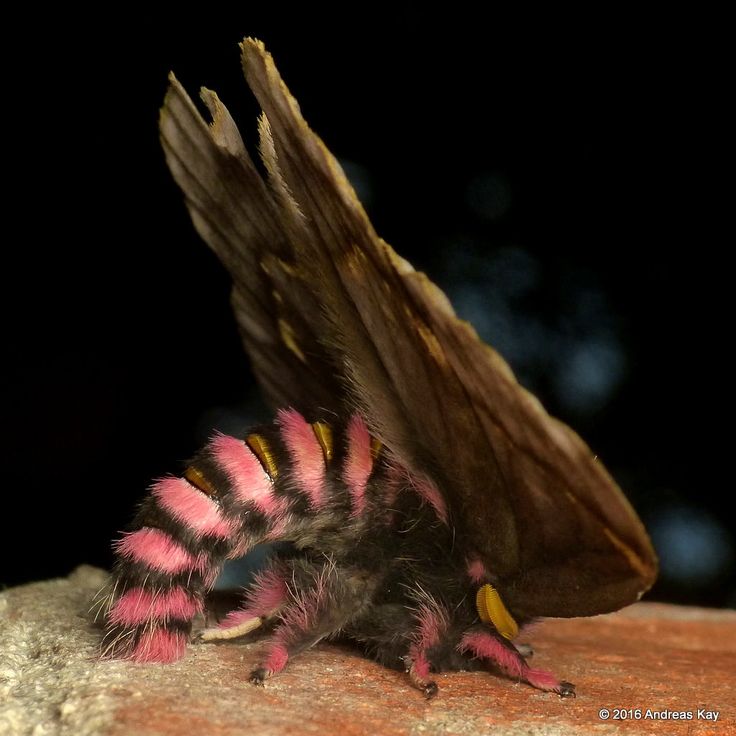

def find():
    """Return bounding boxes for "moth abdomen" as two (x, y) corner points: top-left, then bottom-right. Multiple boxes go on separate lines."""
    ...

(102, 410), (393, 662)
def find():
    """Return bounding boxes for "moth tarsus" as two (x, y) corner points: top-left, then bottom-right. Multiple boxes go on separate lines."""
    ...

(406, 657), (440, 698)
(249, 668), (270, 686)
(103, 37), (657, 699)
(558, 682), (577, 698)
(422, 682), (439, 700)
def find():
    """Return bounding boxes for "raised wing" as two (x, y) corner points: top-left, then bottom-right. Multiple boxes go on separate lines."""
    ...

(160, 75), (343, 415)
(159, 38), (657, 618)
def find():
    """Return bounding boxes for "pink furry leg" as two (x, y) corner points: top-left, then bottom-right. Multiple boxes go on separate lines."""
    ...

(404, 599), (450, 699)
(249, 559), (371, 685)
(406, 654), (439, 700)
(458, 627), (575, 697)
(201, 561), (289, 642)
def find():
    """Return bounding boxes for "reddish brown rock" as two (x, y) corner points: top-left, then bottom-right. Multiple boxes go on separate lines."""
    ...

(1, 567), (733, 735)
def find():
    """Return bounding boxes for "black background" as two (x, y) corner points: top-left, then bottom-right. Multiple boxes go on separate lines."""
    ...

(4, 10), (731, 607)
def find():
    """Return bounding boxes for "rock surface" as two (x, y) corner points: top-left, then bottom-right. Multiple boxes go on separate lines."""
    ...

(1, 566), (734, 735)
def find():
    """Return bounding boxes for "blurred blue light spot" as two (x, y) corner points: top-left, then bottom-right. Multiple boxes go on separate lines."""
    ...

(554, 337), (626, 413)
(649, 506), (734, 586)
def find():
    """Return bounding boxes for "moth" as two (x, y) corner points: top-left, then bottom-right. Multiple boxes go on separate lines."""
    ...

(101, 38), (657, 698)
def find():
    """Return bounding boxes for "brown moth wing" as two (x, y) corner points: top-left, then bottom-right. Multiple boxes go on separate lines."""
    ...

(160, 75), (344, 416)
(160, 38), (657, 619)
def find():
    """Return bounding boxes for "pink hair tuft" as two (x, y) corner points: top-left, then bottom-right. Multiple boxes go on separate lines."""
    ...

(109, 586), (201, 627)
(466, 558), (487, 583)
(115, 528), (207, 576)
(344, 415), (373, 516)
(411, 474), (448, 524)
(209, 433), (286, 517)
(278, 409), (326, 509)
(525, 668), (565, 692)
(130, 628), (187, 663)
(413, 600), (449, 651)
(263, 643), (289, 674)
(152, 476), (235, 540)
(219, 565), (289, 629)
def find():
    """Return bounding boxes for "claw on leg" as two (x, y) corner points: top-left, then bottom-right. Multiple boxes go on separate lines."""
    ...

(405, 655), (439, 699)
(250, 642), (289, 686)
(249, 666), (272, 686)
(524, 666), (576, 696)
(459, 628), (573, 696)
